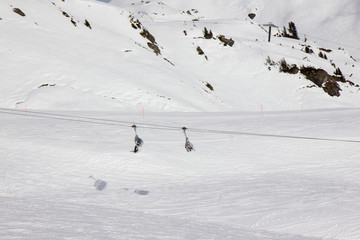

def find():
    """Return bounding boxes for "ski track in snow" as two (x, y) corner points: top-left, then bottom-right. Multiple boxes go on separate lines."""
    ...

(1, 110), (360, 239)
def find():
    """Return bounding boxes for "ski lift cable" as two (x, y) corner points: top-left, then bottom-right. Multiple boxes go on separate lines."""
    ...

(299, 32), (360, 51)
(0, 107), (180, 130)
(0, 109), (130, 128)
(301, 34), (360, 51)
(0, 108), (359, 144)
(279, 27), (360, 51)
(0, 108), (183, 133)
(186, 127), (360, 144)
(0, 108), (181, 131)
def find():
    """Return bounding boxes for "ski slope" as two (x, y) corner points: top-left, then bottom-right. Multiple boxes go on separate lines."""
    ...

(1, 108), (360, 239)
(1, 0), (360, 239)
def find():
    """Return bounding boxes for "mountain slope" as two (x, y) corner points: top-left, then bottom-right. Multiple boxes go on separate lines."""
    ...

(1, 0), (359, 112)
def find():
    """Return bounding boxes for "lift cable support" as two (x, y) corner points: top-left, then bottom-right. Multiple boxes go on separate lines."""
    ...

(263, 22), (278, 42)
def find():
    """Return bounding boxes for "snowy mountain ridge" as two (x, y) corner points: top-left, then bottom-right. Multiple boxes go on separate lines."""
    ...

(1, 0), (360, 111)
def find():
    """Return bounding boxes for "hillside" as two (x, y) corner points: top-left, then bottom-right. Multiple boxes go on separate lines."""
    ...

(0, 0), (359, 112)
(1, 1), (360, 240)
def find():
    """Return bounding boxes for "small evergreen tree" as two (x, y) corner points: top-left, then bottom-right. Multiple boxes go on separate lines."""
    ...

(288, 22), (299, 39)
(334, 67), (343, 77)
(282, 27), (288, 37)
(203, 27), (213, 39)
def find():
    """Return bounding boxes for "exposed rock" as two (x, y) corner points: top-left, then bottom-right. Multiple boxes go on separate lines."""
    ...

(196, 46), (208, 60)
(196, 46), (204, 55)
(13, 8), (25, 17)
(217, 35), (234, 47)
(319, 47), (332, 53)
(62, 11), (70, 18)
(323, 81), (342, 97)
(129, 16), (164, 57)
(248, 13), (256, 20)
(304, 45), (313, 54)
(140, 28), (156, 44)
(84, 19), (92, 29)
(70, 18), (77, 27)
(147, 42), (161, 55)
(130, 17), (142, 29)
(206, 82), (214, 91)
(38, 83), (56, 88)
(300, 66), (345, 97)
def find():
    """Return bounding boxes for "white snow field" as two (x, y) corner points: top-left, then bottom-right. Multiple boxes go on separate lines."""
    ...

(1, 0), (360, 239)
(1, 108), (360, 240)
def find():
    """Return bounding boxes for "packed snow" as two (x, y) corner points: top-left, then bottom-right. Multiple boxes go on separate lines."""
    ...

(1, 109), (360, 239)
(1, 0), (360, 239)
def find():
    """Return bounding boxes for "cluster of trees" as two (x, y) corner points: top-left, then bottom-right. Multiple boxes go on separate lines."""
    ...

(282, 22), (299, 40)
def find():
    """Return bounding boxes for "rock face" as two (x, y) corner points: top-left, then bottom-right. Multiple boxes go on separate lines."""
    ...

(130, 16), (161, 55)
(300, 67), (344, 97)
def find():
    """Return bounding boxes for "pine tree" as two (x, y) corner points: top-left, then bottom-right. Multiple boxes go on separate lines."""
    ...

(288, 22), (299, 39)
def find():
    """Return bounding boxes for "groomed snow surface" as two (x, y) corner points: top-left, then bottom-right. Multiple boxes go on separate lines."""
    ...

(1, 108), (360, 240)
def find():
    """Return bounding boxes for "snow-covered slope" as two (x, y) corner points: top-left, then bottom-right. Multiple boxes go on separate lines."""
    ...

(1, 0), (359, 111)
(1, 108), (360, 239)
(2, 1), (360, 239)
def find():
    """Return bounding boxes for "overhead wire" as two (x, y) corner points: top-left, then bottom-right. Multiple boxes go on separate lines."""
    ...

(279, 26), (360, 52)
(0, 108), (129, 128)
(0, 107), (359, 144)
(0, 107), (180, 131)
(298, 32), (360, 51)
(187, 127), (360, 144)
